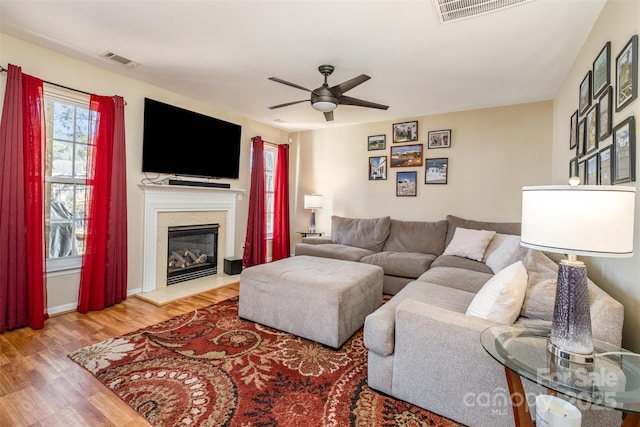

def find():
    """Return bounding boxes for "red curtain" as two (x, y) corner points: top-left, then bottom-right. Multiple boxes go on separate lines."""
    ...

(78, 95), (128, 313)
(242, 136), (266, 267)
(271, 144), (290, 261)
(0, 64), (47, 332)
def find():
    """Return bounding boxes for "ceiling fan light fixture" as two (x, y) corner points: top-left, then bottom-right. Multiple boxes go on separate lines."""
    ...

(312, 101), (337, 112)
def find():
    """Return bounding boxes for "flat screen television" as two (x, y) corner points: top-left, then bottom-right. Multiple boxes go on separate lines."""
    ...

(142, 98), (242, 179)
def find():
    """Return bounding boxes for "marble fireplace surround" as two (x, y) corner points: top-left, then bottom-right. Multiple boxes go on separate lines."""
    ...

(138, 184), (244, 301)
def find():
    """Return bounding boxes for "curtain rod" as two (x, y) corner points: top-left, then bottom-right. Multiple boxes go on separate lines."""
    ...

(0, 65), (127, 105)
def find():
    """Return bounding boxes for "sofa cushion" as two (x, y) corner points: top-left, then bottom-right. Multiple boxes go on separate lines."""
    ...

(294, 243), (374, 262)
(466, 261), (528, 324)
(382, 219), (448, 255)
(484, 233), (528, 274)
(331, 215), (391, 252)
(521, 249), (558, 320)
(361, 251), (437, 278)
(445, 214), (521, 246)
(416, 266), (492, 294)
(430, 254), (493, 274)
(442, 227), (496, 262)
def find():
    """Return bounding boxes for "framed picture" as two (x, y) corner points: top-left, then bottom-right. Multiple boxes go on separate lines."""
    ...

(569, 110), (578, 149)
(592, 41), (611, 98)
(367, 134), (386, 151)
(598, 145), (612, 185)
(425, 158), (448, 184)
(612, 115), (636, 184)
(390, 144), (423, 167)
(585, 154), (598, 185)
(428, 129), (451, 149)
(585, 104), (598, 154)
(396, 171), (417, 196)
(578, 160), (586, 184)
(579, 71), (592, 115)
(569, 157), (578, 179)
(598, 86), (612, 141)
(615, 35), (638, 112)
(392, 121), (418, 143)
(577, 118), (586, 156)
(368, 156), (387, 180)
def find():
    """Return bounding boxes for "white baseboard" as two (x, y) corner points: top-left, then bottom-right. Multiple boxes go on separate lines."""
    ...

(47, 286), (143, 315)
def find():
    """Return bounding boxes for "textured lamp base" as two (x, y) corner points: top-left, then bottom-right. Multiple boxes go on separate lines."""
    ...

(308, 210), (316, 233)
(550, 260), (594, 364)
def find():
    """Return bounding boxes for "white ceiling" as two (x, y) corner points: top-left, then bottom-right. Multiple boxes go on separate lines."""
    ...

(0, 0), (606, 131)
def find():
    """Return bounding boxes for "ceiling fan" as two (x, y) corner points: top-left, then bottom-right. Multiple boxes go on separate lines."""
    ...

(268, 65), (389, 121)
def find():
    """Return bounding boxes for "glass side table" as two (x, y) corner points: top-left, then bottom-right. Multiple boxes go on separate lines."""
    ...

(295, 230), (324, 238)
(481, 325), (640, 427)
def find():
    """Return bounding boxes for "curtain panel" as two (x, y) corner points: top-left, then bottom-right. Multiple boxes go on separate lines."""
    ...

(271, 144), (290, 261)
(242, 136), (266, 267)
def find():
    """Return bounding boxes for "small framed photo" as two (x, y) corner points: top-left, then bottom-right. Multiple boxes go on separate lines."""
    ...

(367, 134), (386, 151)
(569, 110), (578, 149)
(569, 157), (578, 179)
(585, 154), (598, 185)
(428, 129), (451, 149)
(585, 104), (599, 154)
(392, 121), (418, 143)
(579, 71), (592, 115)
(396, 171), (417, 196)
(368, 156), (387, 180)
(598, 86), (612, 141)
(615, 35), (638, 112)
(390, 144), (423, 167)
(577, 118), (586, 156)
(578, 160), (586, 184)
(612, 116), (636, 184)
(425, 158), (448, 184)
(598, 145), (612, 185)
(592, 41), (611, 98)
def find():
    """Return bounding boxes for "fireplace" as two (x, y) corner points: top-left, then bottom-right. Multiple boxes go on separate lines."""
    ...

(167, 224), (219, 285)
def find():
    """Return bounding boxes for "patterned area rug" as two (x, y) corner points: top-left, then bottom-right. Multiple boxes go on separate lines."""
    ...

(69, 297), (461, 426)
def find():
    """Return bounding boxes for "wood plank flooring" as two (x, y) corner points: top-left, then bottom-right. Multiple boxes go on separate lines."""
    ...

(0, 283), (239, 426)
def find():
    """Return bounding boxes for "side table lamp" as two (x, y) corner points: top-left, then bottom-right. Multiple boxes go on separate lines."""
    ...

(303, 194), (323, 233)
(521, 181), (635, 364)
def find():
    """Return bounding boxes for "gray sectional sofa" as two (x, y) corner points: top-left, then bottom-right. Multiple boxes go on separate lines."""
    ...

(294, 214), (624, 426)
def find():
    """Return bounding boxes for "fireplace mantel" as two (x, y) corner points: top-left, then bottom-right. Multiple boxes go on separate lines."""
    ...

(138, 184), (245, 293)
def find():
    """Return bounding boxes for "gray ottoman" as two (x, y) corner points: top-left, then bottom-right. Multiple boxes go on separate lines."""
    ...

(239, 255), (384, 348)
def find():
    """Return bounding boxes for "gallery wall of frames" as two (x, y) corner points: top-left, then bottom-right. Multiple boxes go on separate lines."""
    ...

(570, 35), (638, 185)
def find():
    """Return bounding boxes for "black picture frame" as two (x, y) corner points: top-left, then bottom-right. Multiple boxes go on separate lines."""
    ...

(368, 156), (387, 180)
(569, 110), (578, 149)
(598, 145), (612, 185)
(585, 154), (599, 185)
(579, 71), (592, 115)
(392, 121), (418, 143)
(598, 86), (612, 141)
(569, 157), (578, 179)
(425, 158), (448, 184)
(612, 116), (636, 184)
(427, 129), (451, 149)
(615, 35), (638, 112)
(390, 144), (423, 168)
(396, 171), (417, 196)
(592, 42), (611, 98)
(585, 104), (598, 155)
(577, 118), (586, 156)
(367, 134), (386, 151)
(578, 160), (586, 184)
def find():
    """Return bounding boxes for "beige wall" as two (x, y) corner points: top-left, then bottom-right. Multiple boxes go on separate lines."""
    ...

(291, 102), (553, 236)
(552, 0), (640, 351)
(0, 33), (290, 311)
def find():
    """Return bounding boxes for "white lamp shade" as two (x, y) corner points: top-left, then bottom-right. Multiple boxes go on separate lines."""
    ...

(521, 185), (635, 257)
(304, 194), (323, 209)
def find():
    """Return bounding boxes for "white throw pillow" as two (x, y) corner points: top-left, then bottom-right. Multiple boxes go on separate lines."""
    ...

(466, 261), (528, 324)
(484, 233), (528, 274)
(442, 228), (496, 262)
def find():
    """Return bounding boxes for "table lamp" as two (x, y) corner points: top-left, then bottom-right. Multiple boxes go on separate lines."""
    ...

(304, 194), (323, 232)
(521, 182), (635, 364)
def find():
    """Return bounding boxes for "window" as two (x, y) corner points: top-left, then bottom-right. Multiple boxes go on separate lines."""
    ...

(264, 145), (277, 238)
(44, 90), (93, 272)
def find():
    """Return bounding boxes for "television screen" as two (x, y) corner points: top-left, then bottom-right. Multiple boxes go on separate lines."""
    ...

(142, 98), (242, 179)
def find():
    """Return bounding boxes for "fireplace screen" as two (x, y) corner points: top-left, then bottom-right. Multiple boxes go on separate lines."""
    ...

(167, 223), (219, 285)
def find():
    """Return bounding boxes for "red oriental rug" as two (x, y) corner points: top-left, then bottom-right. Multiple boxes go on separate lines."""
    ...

(69, 297), (461, 426)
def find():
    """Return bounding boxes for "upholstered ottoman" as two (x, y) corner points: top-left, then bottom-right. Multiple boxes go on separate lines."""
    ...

(239, 255), (384, 348)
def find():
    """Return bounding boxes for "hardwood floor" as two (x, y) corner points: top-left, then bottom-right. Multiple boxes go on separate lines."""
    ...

(0, 283), (239, 426)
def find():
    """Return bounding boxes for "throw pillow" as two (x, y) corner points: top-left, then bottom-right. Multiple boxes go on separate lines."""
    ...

(520, 249), (559, 321)
(484, 233), (528, 274)
(442, 227), (496, 262)
(466, 260), (528, 324)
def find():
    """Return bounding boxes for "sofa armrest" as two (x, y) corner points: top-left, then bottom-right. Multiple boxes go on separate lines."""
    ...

(301, 236), (333, 244)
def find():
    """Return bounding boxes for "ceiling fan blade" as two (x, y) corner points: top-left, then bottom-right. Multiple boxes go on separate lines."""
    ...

(339, 95), (389, 110)
(324, 111), (334, 121)
(268, 77), (312, 92)
(268, 100), (308, 109)
(331, 74), (370, 95)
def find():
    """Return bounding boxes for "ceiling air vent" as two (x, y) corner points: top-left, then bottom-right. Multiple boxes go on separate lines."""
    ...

(101, 51), (140, 69)
(433, 0), (534, 24)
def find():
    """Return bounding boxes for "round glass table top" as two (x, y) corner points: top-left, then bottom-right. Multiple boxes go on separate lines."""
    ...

(481, 325), (640, 414)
